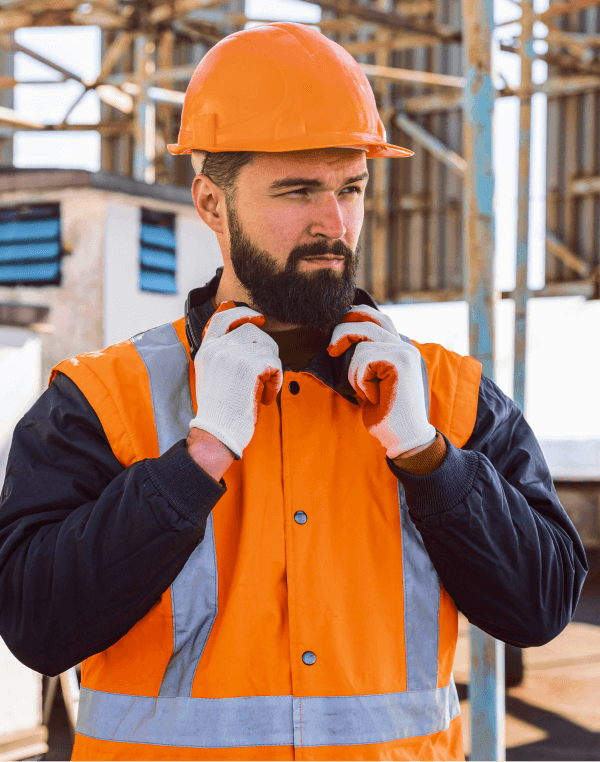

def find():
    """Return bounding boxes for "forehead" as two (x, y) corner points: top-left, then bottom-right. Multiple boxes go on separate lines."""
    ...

(243, 148), (368, 184)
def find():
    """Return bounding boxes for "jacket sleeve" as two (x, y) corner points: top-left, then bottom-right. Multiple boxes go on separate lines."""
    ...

(0, 372), (226, 677)
(387, 372), (588, 648)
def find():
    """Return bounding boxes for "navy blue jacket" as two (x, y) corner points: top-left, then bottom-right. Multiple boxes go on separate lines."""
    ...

(0, 269), (588, 676)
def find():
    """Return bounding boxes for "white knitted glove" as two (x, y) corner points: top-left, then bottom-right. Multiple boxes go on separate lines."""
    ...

(190, 301), (283, 460)
(327, 305), (436, 459)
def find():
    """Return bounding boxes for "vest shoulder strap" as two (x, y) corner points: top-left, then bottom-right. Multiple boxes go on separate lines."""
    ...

(49, 334), (161, 467)
(411, 340), (482, 448)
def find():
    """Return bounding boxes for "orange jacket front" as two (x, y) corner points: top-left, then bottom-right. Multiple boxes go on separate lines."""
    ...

(50, 303), (481, 761)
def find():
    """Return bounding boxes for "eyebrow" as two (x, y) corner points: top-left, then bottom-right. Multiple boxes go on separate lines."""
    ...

(268, 172), (370, 191)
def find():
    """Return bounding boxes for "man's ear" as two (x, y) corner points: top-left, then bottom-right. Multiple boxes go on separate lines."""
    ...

(192, 175), (225, 233)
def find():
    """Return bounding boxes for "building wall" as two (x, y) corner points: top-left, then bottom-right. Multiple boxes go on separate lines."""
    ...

(103, 194), (222, 346)
(0, 187), (105, 389)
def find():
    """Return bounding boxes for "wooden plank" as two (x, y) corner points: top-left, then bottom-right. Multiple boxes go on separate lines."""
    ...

(539, 0), (600, 21)
(0, 105), (44, 129)
(0, 725), (48, 762)
(402, 91), (464, 113)
(395, 113), (467, 175)
(540, 75), (600, 96)
(344, 32), (444, 54)
(300, 0), (462, 40)
(546, 232), (592, 276)
(360, 62), (465, 87)
(391, 287), (463, 301)
(571, 174), (600, 193)
(97, 31), (134, 83)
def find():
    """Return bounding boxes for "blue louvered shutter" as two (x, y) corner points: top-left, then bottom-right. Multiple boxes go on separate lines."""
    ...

(0, 203), (62, 285)
(140, 208), (177, 294)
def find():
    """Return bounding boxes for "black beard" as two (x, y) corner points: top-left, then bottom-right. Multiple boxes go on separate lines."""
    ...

(226, 195), (361, 332)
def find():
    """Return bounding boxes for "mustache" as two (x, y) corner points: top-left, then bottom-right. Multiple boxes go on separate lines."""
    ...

(291, 240), (354, 263)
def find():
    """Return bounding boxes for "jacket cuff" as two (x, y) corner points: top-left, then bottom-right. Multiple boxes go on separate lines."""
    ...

(386, 430), (480, 518)
(144, 439), (226, 526)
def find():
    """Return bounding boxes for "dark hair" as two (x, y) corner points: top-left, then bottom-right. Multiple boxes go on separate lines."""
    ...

(200, 151), (257, 199)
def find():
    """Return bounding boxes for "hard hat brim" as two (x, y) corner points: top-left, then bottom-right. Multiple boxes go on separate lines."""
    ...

(167, 141), (414, 159)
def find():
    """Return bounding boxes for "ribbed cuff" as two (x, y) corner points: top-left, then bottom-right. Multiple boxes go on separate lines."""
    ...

(386, 430), (480, 518)
(145, 439), (227, 526)
(391, 431), (447, 475)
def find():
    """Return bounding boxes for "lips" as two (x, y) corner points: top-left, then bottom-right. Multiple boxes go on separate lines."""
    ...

(303, 256), (344, 261)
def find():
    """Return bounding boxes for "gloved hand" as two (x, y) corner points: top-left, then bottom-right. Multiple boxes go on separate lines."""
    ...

(189, 301), (283, 460)
(327, 305), (436, 459)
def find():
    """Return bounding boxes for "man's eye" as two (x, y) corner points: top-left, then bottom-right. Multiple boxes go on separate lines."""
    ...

(343, 186), (362, 195)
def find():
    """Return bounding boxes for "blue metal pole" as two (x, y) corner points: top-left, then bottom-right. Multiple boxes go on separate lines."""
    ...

(461, 0), (505, 756)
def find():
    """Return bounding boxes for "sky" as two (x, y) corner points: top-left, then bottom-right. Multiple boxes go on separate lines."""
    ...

(6, 0), (600, 442)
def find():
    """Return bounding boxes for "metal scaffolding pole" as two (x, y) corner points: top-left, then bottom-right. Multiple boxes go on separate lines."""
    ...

(461, 0), (505, 754)
(514, 0), (534, 414)
(133, 35), (156, 184)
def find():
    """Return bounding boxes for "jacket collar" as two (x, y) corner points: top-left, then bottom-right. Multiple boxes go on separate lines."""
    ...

(185, 266), (380, 403)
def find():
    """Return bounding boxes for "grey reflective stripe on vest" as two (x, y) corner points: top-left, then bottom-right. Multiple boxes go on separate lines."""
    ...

(76, 682), (460, 748)
(132, 323), (218, 698)
(397, 336), (439, 691)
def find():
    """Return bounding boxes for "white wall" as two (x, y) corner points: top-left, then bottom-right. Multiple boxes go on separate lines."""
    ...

(0, 328), (42, 485)
(103, 201), (223, 346)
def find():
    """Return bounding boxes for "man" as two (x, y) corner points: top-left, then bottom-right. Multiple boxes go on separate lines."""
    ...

(0, 21), (587, 762)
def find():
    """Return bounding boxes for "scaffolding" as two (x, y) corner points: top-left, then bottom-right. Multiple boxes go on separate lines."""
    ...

(1, 0), (600, 758)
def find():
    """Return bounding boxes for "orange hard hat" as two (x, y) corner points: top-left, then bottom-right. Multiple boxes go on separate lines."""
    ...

(167, 22), (413, 159)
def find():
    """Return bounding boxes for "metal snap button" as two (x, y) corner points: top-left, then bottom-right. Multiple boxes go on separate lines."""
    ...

(302, 651), (316, 665)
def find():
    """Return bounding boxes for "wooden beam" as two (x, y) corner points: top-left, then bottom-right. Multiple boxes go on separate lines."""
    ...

(343, 32), (445, 54)
(545, 26), (600, 48)
(0, 77), (63, 88)
(391, 287), (463, 302)
(395, 113), (467, 176)
(96, 31), (134, 83)
(0, 33), (89, 84)
(401, 91), (464, 113)
(538, 0), (600, 20)
(538, 52), (600, 76)
(546, 232), (591, 277)
(360, 63), (465, 88)
(539, 74), (600, 96)
(0, 105), (45, 129)
(148, 0), (237, 24)
(571, 175), (600, 194)
(299, 0), (461, 41)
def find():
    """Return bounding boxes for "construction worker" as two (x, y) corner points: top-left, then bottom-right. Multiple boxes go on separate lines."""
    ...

(0, 22), (587, 761)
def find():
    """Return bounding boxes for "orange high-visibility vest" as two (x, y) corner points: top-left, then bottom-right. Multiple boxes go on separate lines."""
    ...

(50, 313), (481, 761)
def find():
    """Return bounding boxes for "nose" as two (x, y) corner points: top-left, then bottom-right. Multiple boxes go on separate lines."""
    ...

(308, 193), (346, 241)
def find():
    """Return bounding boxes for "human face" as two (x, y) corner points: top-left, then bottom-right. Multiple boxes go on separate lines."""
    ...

(221, 149), (368, 332)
